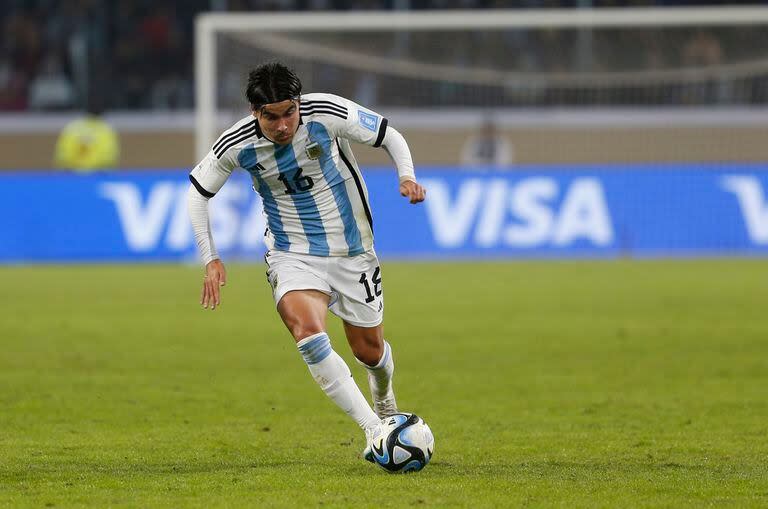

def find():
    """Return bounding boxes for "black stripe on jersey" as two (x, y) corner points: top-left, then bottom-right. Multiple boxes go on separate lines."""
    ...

(300, 103), (347, 113)
(301, 100), (347, 114)
(301, 107), (347, 119)
(189, 174), (215, 198)
(214, 126), (258, 159)
(302, 98), (347, 108)
(336, 140), (373, 230)
(213, 120), (256, 153)
(300, 108), (347, 120)
(212, 124), (249, 153)
(373, 118), (388, 148)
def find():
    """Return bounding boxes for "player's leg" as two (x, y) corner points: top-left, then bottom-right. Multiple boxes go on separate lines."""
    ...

(277, 289), (329, 341)
(324, 249), (399, 419)
(344, 322), (398, 419)
(277, 289), (380, 434)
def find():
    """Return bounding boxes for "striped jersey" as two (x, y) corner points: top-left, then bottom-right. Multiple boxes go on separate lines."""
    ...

(189, 93), (389, 257)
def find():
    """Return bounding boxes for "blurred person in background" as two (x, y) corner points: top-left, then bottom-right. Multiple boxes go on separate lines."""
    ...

(0, 55), (28, 110)
(681, 28), (724, 104)
(460, 118), (514, 168)
(28, 52), (74, 110)
(54, 98), (120, 172)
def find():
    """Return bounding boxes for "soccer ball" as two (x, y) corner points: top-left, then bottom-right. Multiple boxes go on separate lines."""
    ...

(371, 413), (434, 473)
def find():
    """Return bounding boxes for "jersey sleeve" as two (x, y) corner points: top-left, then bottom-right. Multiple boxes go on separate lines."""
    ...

(309, 94), (389, 148)
(188, 148), (237, 198)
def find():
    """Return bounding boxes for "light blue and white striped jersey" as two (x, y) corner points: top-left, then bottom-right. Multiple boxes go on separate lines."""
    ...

(190, 93), (389, 257)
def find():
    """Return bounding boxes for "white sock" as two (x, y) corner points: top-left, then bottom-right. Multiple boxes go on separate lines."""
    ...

(297, 332), (380, 430)
(357, 340), (395, 400)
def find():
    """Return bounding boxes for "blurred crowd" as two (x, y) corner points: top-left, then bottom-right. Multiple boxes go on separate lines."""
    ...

(1, 0), (204, 111)
(1, 0), (767, 112)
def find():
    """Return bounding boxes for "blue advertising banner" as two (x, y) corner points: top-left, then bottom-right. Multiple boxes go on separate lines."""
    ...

(1, 164), (767, 262)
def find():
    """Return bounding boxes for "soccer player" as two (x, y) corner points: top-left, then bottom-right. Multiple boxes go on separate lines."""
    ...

(187, 62), (426, 463)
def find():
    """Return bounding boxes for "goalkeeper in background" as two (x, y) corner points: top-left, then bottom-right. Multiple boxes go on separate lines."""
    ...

(54, 102), (120, 172)
(187, 62), (426, 463)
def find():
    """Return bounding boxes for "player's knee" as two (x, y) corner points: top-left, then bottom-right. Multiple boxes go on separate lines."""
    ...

(352, 341), (383, 367)
(292, 325), (326, 343)
(280, 310), (325, 342)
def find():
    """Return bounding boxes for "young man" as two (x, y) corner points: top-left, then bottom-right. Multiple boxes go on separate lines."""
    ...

(187, 62), (426, 463)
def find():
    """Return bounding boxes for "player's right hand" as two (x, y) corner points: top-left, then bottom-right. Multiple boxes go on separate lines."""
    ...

(201, 259), (227, 310)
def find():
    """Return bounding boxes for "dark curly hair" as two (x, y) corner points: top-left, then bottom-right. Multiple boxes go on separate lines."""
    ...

(245, 62), (302, 110)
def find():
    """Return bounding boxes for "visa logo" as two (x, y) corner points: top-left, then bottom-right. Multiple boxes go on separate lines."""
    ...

(421, 177), (614, 248)
(721, 175), (768, 244)
(99, 181), (266, 253)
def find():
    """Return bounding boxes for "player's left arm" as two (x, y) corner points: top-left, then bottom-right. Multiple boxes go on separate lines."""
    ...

(379, 126), (426, 204)
(324, 94), (425, 204)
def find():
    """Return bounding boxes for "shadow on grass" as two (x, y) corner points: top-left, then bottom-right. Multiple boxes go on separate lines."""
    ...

(342, 458), (720, 480)
(4, 456), (743, 486)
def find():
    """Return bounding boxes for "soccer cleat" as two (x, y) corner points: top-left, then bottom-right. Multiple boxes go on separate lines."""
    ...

(373, 394), (398, 419)
(370, 373), (399, 418)
(363, 421), (384, 463)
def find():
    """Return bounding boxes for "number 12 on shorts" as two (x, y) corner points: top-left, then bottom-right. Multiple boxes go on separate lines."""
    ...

(359, 267), (382, 303)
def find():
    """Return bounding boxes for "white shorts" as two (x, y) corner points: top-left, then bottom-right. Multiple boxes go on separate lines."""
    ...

(265, 249), (384, 328)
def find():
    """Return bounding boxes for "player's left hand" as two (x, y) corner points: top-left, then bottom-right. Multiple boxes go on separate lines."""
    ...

(400, 179), (426, 204)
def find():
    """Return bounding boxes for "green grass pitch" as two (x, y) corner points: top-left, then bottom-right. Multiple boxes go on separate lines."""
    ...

(1, 260), (767, 508)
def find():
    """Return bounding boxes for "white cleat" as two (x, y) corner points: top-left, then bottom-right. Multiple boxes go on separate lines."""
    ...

(363, 421), (384, 463)
(370, 375), (399, 418)
(373, 394), (398, 419)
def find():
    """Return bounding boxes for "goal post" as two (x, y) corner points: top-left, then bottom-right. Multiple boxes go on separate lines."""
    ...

(195, 6), (768, 162)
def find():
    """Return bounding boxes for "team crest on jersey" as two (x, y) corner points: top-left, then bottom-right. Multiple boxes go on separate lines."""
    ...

(305, 141), (323, 160)
(358, 111), (379, 132)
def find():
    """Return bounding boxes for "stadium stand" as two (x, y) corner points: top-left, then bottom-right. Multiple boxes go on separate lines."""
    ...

(3, 0), (768, 112)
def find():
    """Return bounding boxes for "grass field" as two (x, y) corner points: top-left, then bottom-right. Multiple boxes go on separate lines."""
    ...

(1, 260), (767, 508)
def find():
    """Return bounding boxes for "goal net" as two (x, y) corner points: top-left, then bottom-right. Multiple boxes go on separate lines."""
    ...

(195, 7), (768, 162)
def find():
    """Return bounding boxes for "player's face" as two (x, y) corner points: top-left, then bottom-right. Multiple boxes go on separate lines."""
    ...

(255, 100), (300, 145)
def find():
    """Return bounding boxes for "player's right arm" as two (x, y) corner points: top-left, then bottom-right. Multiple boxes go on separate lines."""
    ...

(188, 149), (237, 310)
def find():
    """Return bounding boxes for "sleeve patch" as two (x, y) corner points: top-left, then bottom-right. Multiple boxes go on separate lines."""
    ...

(358, 111), (379, 132)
